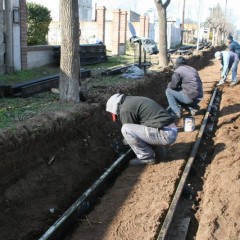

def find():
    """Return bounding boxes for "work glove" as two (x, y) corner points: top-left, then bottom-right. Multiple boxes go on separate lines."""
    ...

(217, 78), (225, 86)
(221, 75), (227, 81)
(122, 138), (129, 146)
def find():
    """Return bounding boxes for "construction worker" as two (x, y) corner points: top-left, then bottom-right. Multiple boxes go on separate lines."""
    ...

(215, 51), (239, 86)
(165, 56), (203, 118)
(106, 94), (178, 165)
(227, 35), (240, 58)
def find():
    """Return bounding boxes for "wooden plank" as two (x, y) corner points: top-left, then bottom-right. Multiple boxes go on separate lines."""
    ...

(53, 44), (107, 65)
(21, 78), (59, 98)
(11, 74), (60, 94)
(12, 69), (90, 97)
(0, 85), (11, 97)
(80, 57), (107, 65)
(80, 69), (91, 79)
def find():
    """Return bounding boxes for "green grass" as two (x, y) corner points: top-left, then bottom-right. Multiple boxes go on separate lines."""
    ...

(0, 54), (135, 85)
(0, 65), (60, 85)
(0, 92), (78, 129)
(0, 53), (137, 129)
(0, 92), (63, 128)
(85, 53), (135, 74)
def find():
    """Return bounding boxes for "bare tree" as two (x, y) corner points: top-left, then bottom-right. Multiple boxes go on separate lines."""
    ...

(184, 20), (198, 44)
(225, 22), (236, 38)
(154, 0), (171, 67)
(207, 4), (225, 46)
(59, 0), (80, 102)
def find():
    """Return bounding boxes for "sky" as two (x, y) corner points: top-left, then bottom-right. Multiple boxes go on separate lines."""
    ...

(26, 0), (240, 29)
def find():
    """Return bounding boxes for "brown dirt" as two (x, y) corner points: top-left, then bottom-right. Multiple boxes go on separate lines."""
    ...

(195, 73), (240, 239)
(0, 47), (239, 240)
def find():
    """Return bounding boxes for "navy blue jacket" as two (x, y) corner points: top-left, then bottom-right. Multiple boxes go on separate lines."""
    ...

(228, 40), (240, 58)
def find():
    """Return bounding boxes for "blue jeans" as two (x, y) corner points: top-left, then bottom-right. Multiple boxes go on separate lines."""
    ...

(231, 60), (239, 82)
(121, 123), (178, 160)
(165, 88), (193, 116)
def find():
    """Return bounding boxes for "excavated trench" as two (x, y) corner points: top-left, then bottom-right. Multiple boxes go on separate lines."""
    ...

(0, 48), (222, 240)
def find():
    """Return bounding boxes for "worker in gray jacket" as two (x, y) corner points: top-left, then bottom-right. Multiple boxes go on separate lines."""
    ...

(165, 57), (203, 118)
(215, 51), (239, 86)
(106, 94), (178, 165)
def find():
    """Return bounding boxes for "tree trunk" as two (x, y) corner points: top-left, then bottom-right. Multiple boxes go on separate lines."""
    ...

(59, 0), (80, 102)
(212, 28), (216, 46)
(154, 0), (170, 67)
(216, 27), (220, 45)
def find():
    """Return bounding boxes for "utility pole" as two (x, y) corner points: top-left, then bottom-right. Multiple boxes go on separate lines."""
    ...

(224, 0), (228, 40)
(228, 9), (233, 23)
(196, 0), (203, 50)
(225, 0), (227, 14)
(181, 0), (186, 45)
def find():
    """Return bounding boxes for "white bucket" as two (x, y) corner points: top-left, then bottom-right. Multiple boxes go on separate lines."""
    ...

(184, 117), (195, 132)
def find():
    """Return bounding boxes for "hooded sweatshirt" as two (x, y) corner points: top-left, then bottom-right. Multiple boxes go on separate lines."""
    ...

(106, 93), (124, 116)
(168, 64), (203, 99)
(106, 94), (174, 129)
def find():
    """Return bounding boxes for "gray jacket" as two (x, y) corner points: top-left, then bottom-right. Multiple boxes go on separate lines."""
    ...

(168, 65), (203, 99)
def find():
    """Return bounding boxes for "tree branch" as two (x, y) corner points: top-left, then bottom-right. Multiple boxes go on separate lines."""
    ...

(163, 0), (171, 8)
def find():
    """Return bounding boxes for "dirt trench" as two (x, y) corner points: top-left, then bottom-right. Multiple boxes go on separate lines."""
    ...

(1, 48), (234, 240)
(0, 65), (172, 240)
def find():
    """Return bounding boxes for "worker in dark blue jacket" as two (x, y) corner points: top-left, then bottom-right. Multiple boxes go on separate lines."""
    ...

(227, 35), (240, 58)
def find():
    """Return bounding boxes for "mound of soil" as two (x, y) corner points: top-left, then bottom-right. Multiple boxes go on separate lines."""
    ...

(1, 47), (239, 240)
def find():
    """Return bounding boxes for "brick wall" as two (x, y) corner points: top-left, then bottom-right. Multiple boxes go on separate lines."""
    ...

(18, 5), (150, 70)
(48, 7), (149, 55)
(96, 6), (106, 44)
(111, 10), (121, 55)
(0, 0), (5, 73)
(119, 11), (128, 54)
(20, 0), (27, 70)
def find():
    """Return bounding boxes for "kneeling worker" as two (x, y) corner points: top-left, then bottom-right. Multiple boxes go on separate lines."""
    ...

(165, 56), (203, 118)
(106, 94), (178, 165)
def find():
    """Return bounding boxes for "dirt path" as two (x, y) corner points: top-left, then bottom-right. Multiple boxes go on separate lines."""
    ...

(64, 55), (240, 240)
(195, 70), (240, 240)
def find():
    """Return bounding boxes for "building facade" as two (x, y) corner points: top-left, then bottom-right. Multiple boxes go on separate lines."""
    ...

(0, 0), (27, 73)
(79, 0), (92, 21)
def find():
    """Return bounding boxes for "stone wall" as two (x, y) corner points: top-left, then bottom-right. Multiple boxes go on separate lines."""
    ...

(20, 0), (27, 70)
(26, 45), (56, 69)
